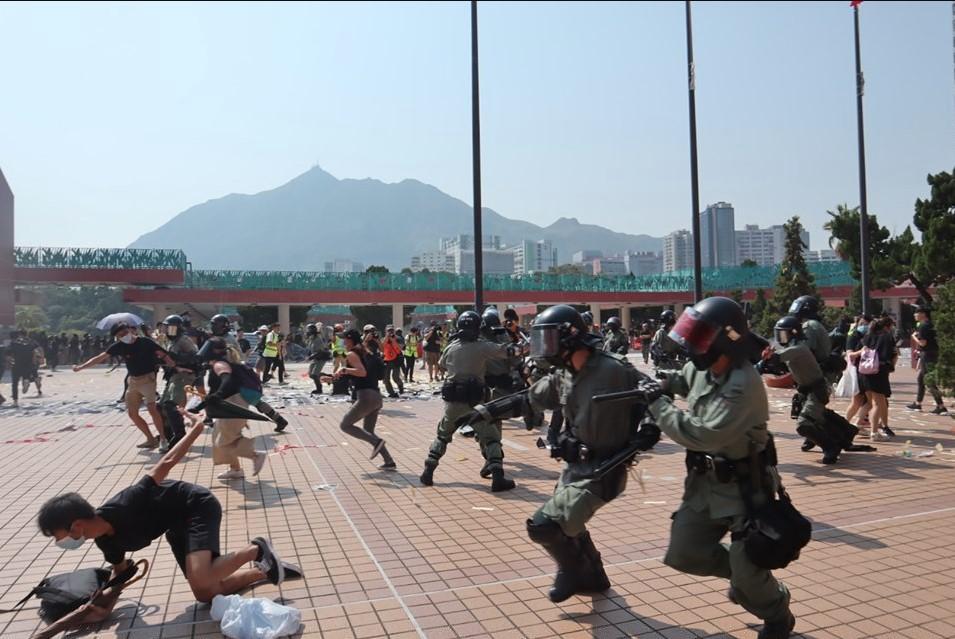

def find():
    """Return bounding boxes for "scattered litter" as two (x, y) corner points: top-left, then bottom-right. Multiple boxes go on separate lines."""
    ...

(900, 441), (913, 458)
(456, 456), (468, 461)
(644, 501), (667, 505)
(405, 447), (421, 452)
(936, 443), (944, 454)
(472, 506), (494, 511)
(211, 594), (302, 639)
(313, 484), (337, 492)
(501, 439), (529, 452)
(915, 451), (934, 458)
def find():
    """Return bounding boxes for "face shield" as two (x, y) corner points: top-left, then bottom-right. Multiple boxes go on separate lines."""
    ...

(166, 324), (180, 338)
(668, 308), (721, 356)
(530, 325), (561, 361)
(774, 328), (791, 346)
(787, 300), (801, 314)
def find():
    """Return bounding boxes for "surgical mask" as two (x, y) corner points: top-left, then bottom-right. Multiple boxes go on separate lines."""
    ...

(56, 535), (86, 551)
(119, 334), (135, 344)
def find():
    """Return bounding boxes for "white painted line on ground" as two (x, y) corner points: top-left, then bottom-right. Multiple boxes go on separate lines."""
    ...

(501, 438), (529, 452)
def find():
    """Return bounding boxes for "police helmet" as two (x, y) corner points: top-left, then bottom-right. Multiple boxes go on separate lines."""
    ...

(210, 314), (231, 336)
(531, 305), (600, 368)
(606, 316), (622, 331)
(481, 307), (502, 330)
(668, 297), (749, 370)
(788, 295), (820, 320)
(660, 309), (676, 327)
(163, 314), (185, 338)
(773, 316), (803, 346)
(456, 311), (481, 341)
(306, 323), (318, 336)
(580, 311), (594, 327)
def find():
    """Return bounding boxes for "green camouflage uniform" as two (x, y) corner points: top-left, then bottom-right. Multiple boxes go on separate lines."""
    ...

(602, 329), (629, 355)
(161, 335), (198, 406)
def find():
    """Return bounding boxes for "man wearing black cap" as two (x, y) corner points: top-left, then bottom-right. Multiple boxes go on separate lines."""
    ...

(908, 305), (947, 415)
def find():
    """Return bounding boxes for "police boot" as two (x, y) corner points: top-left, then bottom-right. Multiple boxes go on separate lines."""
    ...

(758, 613), (795, 639)
(419, 462), (436, 486)
(800, 438), (816, 452)
(821, 447), (840, 464)
(490, 467), (515, 492)
(576, 531), (611, 593)
(161, 401), (186, 445)
(255, 400), (288, 432)
(479, 460), (492, 479)
(526, 520), (581, 603)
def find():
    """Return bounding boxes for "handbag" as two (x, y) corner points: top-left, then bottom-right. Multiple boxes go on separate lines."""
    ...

(858, 346), (880, 375)
(834, 356), (858, 398)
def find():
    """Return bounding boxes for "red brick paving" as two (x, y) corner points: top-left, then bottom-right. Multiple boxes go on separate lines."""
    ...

(0, 360), (953, 638)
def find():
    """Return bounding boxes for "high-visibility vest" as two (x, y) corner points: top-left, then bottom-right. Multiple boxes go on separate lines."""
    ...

(403, 335), (419, 357)
(383, 338), (402, 362)
(331, 337), (346, 357)
(263, 331), (281, 358)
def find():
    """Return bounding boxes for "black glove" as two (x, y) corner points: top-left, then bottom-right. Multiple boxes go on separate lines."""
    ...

(633, 422), (662, 451)
(636, 378), (665, 403)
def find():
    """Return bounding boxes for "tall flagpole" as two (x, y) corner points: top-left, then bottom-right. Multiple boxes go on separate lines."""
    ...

(470, 0), (484, 312)
(852, 0), (872, 315)
(685, 0), (703, 303)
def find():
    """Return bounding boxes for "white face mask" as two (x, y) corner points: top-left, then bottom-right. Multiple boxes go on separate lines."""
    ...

(55, 535), (86, 551)
(118, 334), (135, 344)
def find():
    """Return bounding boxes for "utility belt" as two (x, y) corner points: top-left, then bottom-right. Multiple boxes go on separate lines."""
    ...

(441, 378), (485, 406)
(685, 442), (777, 484)
(551, 434), (593, 464)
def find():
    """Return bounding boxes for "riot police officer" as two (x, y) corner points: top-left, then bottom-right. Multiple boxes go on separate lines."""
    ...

(789, 296), (830, 369)
(158, 314), (200, 451)
(419, 311), (516, 492)
(459, 305), (659, 602)
(636, 297), (797, 639)
(771, 316), (843, 464)
(602, 316), (629, 355)
(305, 323), (331, 395)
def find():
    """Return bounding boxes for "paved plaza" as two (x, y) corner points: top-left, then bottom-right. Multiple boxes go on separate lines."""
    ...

(0, 359), (953, 639)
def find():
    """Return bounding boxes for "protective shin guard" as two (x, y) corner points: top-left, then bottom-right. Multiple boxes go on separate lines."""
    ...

(576, 531), (611, 593)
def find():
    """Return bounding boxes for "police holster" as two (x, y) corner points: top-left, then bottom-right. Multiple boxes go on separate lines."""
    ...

(731, 437), (811, 570)
(440, 379), (485, 407)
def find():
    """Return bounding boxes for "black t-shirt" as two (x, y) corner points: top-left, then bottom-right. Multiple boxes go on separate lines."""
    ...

(8, 340), (38, 370)
(106, 337), (166, 376)
(95, 476), (216, 565)
(917, 320), (939, 362)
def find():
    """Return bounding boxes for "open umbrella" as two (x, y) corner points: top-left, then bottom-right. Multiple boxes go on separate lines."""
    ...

(96, 312), (145, 332)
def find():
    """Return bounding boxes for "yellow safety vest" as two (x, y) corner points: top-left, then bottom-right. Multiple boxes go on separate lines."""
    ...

(263, 331), (281, 358)
(403, 335), (419, 357)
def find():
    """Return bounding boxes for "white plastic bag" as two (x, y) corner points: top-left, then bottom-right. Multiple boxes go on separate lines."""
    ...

(211, 594), (302, 639)
(835, 358), (858, 398)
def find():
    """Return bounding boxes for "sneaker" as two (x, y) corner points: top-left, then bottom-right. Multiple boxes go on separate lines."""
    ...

(387, 393), (399, 399)
(218, 468), (245, 480)
(883, 425), (896, 438)
(251, 537), (284, 585)
(136, 439), (158, 449)
(870, 431), (888, 442)
(931, 406), (949, 415)
(158, 439), (170, 453)
(906, 402), (922, 411)
(252, 451), (268, 476)
(370, 439), (386, 460)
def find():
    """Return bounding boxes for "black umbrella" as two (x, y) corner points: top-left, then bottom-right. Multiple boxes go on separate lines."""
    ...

(193, 399), (271, 422)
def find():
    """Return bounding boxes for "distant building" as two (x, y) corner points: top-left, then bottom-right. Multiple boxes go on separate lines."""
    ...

(511, 240), (558, 275)
(663, 230), (694, 272)
(324, 259), (365, 273)
(735, 225), (776, 267)
(572, 249), (604, 264)
(805, 249), (841, 263)
(410, 252), (454, 272)
(700, 202), (737, 268)
(592, 257), (627, 276)
(770, 224), (810, 265)
(622, 250), (663, 276)
(440, 234), (502, 252)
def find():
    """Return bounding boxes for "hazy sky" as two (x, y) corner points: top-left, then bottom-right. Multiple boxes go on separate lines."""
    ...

(1, 1), (952, 251)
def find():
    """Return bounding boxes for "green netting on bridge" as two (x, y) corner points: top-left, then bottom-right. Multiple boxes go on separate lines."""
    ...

(186, 261), (853, 293)
(14, 247), (188, 270)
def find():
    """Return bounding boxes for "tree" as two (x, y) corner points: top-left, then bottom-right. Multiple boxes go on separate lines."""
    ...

(740, 259), (759, 268)
(825, 204), (928, 302)
(759, 216), (816, 335)
(366, 265), (390, 274)
(912, 168), (955, 295)
(926, 280), (955, 395)
(400, 267), (414, 275)
(15, 305), (49, 331)
(749, 288), (768, 334)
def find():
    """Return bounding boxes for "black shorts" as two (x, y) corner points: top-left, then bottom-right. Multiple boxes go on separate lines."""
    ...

(165, 494), (222, 575)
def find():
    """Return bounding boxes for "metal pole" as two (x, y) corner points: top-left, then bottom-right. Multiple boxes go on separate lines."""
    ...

(685, 0), (703, 303)
(854, 5), (872, 316)
(470, 0), (484, 312)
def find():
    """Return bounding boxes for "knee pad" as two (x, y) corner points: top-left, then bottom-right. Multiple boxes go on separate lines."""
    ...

(526, 518), (565, 544)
